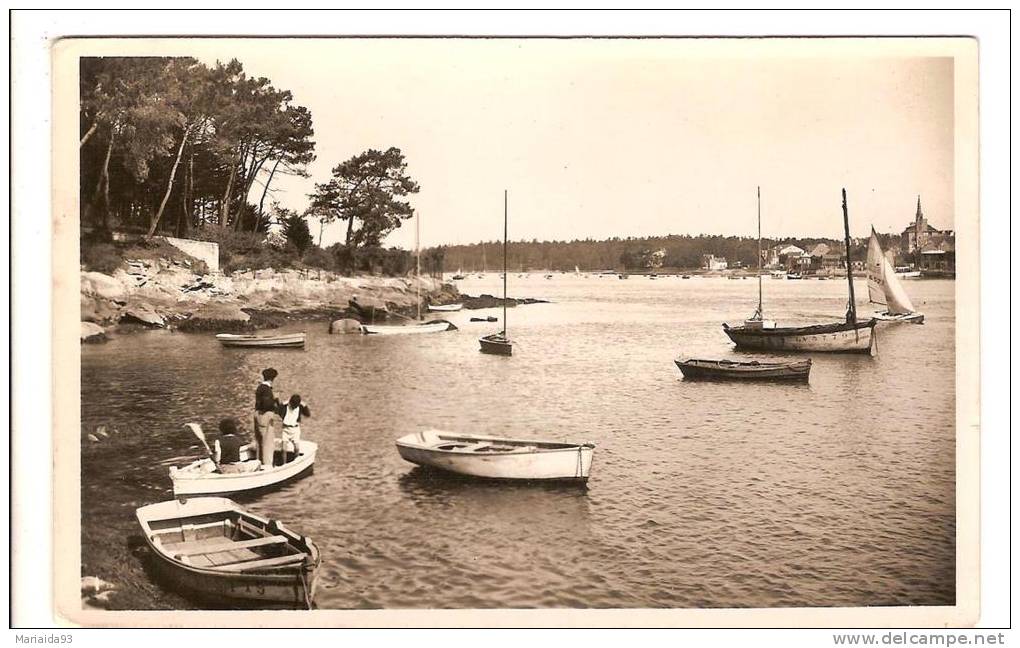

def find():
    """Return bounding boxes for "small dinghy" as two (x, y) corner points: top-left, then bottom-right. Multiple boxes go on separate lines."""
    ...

(480, 191), (514, 356)
(170, 436), (317, 497)
(216, 333), (305, 349)
(479, 332), (512, 356)
(470, 316), (498, 323)
(360, 320), (456, 335)
(136, 497), (320, 608)
(867, 228), (925, 324)
(427, 303), (464, 312)
(674, 357), (811, 381)
(396, 430), (595, 482)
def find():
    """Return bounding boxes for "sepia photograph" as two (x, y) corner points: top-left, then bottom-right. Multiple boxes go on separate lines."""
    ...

(17, 17), (995, 633)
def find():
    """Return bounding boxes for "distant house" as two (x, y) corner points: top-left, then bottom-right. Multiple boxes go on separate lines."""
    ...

(767, 244), (805, 270)
(919, 240), (956, 276)
(701, 254), (728, 271)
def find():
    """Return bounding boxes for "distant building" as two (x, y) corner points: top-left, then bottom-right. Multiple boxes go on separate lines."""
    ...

(767, 244), (805, 270)
(901, 196), (953, 256)
(919, 240), (956, 276)
(701, 254), (728, 271)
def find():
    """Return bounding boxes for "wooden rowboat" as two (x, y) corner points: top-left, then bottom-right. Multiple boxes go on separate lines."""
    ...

(136, 497), (320, 608)
(396, 430), (595, 482)
(215, 333), (305, 348)
(169, 439), (317, 497)
(360, 320), (456, 335)
(427, 303), (464, 312)
(674, 357), (811, 381)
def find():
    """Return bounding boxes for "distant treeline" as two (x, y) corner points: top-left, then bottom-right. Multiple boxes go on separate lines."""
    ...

(429, 233), (900, 272)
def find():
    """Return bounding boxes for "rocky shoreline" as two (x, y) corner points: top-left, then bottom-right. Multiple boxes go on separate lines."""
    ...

(81, 255), (546, 343)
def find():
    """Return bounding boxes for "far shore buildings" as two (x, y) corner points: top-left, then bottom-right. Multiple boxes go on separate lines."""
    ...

(900, 196), (955, 274)
(701, 254), (728, 271)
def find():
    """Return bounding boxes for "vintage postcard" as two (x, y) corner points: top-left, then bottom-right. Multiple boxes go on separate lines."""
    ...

(46, 34), (979, 628)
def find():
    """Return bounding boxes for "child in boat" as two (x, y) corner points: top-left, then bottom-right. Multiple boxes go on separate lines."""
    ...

(277, 394), (310, 464)
(213, 417), (260, 474)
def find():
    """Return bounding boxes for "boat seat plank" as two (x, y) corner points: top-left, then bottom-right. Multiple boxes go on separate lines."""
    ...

(218, 553), (307, 573)
(174, 535), (288, 558)
(152, 519), (233, 538)
(236, 518), (269, 538)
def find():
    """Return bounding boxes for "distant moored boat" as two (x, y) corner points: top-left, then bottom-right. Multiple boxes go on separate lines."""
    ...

(216, 333), (305, 349)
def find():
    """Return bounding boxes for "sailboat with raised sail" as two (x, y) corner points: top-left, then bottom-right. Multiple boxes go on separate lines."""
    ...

(360, 211), (456, 335)
(722, 188), (877, 353)
(479, 191), (513, 356)
(867, 228), (924, 324)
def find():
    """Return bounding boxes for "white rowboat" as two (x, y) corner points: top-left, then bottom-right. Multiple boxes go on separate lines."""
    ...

(136, 497), (319, 608)
(396, 430), (595, 482)
(216, 333), (305, 348)
(360, 320), (455, 335)
(169, 439), (317, 497)
(427, 303), (464, 312)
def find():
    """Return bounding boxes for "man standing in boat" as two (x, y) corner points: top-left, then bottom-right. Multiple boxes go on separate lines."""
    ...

(254, 368), (281, 468)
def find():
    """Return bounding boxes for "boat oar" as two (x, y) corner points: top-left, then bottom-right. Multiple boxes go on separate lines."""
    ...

(184, 423), (220, 472)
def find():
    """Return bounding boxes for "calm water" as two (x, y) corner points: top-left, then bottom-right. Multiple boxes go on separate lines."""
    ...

(81, 275), (956, 609)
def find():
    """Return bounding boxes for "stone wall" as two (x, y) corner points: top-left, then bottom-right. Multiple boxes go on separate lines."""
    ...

(160, 236), (219, 273)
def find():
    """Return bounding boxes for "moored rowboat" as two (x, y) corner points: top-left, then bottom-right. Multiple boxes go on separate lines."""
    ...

(479, 332), (512, 356)
(674, 357), (811, 381)
(396, 430), (595, 482)
(136, 497), (320, 608)
(169, 439), (317, 497)
(360, 320), (456, 335)
(427, 303), (464, 312)
(216, 333), (305, 348)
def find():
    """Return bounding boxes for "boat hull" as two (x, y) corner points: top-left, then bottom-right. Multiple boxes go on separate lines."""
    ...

(360, 321), (455, 335)
(675, 358), (811, 381)
(396, 431), (594, 482)
(136, 498), (319, 608)
(874, 311), (924, 324)
(216, 333), (305, 348)
(427, 303), (463, 312)
(170, 440), (317, 497)
(479, 334), (513, 355)
(723, 320), (876, 353)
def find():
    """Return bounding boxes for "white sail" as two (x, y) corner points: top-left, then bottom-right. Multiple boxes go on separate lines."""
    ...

(575, 265), (580, 276)
(867, 230), (916, 315)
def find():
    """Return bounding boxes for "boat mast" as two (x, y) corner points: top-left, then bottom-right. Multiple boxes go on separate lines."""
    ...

(841, 188), (857, 323)
(416, 210), (421, 321)
(503, 189), (508, 335)
(756, 186), (763, 319)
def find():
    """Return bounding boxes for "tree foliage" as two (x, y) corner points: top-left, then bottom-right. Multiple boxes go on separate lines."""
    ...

(306, 147), (420, 253)
(79, 56), (315, 238)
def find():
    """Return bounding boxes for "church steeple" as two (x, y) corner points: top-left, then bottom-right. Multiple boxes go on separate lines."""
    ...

(916, 195), (923, 219)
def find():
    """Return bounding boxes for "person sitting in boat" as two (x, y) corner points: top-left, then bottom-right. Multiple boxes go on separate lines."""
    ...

(277, 394), (310, 464)
(213, 417), (260, 474)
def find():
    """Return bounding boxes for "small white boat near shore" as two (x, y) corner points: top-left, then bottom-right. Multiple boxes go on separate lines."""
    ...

(169, 439), (317, 497)
(216, 333), (305, 348)
(396, 430), (595, 482)
(427, 303), (464, 312)
(360, 320), (456, 335)
(136, 497), (320, 608)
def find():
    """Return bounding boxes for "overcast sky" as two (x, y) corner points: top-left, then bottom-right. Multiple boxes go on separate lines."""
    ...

(192, 39), (954, 249)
